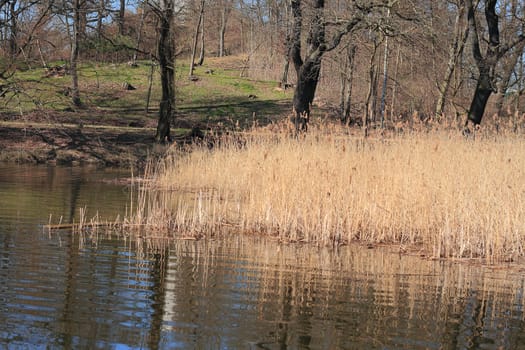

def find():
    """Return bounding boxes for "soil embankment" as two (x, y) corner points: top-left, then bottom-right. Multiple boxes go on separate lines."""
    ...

(0, 111), (164, 167)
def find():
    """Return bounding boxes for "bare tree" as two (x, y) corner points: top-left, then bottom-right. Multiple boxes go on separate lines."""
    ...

(189, 0), (205, 77)
(493, 0), (525, 116)
(280, 0), (292, 87)
(363, 34), (380, 135)
(147, 0), (178, 142)
(8, 0), (17, 57)
(217, 0), (232, 57)
(435, 0), (469, 117)
(290, 0), (380, 132)
(70, 0), (82, 106)
(118, 0), (125, 34)
(131, 5), (147, 66)
(465, 0), (525, 127)
(197, 1), (205, 65)
(339, 43), (356, 125)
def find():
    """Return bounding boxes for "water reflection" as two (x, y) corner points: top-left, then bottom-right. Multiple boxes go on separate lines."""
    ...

(1, 165), (525, 349)
(0, 164), (129, 227)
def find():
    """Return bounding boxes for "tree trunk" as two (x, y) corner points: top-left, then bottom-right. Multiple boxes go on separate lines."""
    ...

(517, 55), (524, 112)
(281, 59), (290, 87)
(217, 0), (233, 57)
(288, 0), (365, 132)
(436, 1), (468, 117)
(78, 1), (87, 40)
(70, 0), (82, 107)
(494, 40), (525, 115)
(132, 7), (146, 66)
(145, 59), (155, 113)
(465, 0), (499, 126)
(339, 56), (347, 118)
(218, 4), (231, 57)
(9, 0), (17, 57)
(155, 0), (176, 142)
(290, 0), (324, 132)
(292, 58), (322, 131)
(390, 45), (400, 119)
(468, 67), (493, 124)
(189, 0), (205, 77)
(279, 0), (290, 87)
(197, 9), (205, 66)
(364, 39), (379, 131)
(342, 44), (357, 125)
(119, 0), (126, 35)
(379, 30), (389, 128)
(97, 0), (104, 39)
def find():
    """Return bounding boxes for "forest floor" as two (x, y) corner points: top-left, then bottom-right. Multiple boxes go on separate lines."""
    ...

(0, 56), (295, 167)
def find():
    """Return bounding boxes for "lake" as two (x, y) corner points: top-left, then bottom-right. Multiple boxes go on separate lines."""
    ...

(1, 164), (525, 349)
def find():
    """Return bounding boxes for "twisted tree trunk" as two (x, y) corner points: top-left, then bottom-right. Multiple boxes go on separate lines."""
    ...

(465, 0), (525, 126)
(289, 0), (366, 132)
(290, 0), (327, 131)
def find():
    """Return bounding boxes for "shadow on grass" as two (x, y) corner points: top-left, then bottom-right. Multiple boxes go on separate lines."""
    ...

(176, 97), (291, 129)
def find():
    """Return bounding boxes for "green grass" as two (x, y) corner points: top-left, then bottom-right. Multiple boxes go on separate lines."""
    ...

(2, 56), (292, 129)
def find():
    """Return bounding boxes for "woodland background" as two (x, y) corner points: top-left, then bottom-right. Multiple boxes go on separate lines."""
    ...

(1, 0), (524, 133)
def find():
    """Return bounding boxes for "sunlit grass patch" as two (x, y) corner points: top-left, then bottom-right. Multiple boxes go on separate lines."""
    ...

(3, 56), (290, 126)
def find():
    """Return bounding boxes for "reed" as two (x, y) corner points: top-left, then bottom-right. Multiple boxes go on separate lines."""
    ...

(130, 126), (525, 263)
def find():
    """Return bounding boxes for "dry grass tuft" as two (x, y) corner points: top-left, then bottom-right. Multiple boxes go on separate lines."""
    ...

(128, 124), (525, 263)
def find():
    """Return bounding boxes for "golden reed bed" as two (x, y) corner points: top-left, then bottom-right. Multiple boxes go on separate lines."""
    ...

(129, 125), (525, 263)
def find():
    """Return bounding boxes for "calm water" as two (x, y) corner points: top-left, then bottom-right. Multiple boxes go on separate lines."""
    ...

(1, 164), (525, 349)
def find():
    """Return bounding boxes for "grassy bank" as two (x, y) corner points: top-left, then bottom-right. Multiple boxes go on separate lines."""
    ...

(2, 56), (291, 129)
(0, 56), (293, 165)
(127, 126), (525, 263)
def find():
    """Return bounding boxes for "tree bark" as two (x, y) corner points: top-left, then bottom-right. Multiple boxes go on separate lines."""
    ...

(217, 1), (231, 57)
(119, 0), (126, 35)
(340, 44), (356, 125)
(339, 53), (347, 119)
(145, 59), (154, 113)
(494, 40), (525, 115)
(435, 0), (468, 117)
(189, 0), (205, 77)
(132, 7), (146, 66)
(197, 8), (205, 65)
(379, 22), (389, 128)
(364, 40), (379, 134)
(517, 57), (524, 112)
(280, 0), (292, 88)
(155, 0), (176, 142)
(390, 45), (400, 119)
(290, 0), (324, 132)
(70, 0), (82, 107)
(9, 0), (17, 57)
(289, 0), (365, 132)
(464, 0), (525, 126)
(493, 0), (525, 116)
(96, 0), (104, 39)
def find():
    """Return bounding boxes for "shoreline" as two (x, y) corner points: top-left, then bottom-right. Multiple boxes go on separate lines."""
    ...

(0, 120), (166, 167)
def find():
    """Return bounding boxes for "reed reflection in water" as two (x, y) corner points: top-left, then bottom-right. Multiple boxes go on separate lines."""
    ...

(4, 228), (525, 349)
(158, 236), (525, 349)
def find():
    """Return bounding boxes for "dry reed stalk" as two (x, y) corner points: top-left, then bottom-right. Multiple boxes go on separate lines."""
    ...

(130, 127), (525, 262)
